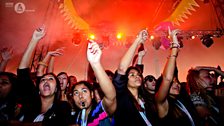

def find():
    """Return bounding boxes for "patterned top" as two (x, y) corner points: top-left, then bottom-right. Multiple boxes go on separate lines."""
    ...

(190, 92), (223, 126)
(74, 101), (110, 126)
(190, 93), (207, 107)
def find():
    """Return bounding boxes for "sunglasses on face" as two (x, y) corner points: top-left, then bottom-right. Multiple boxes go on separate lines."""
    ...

(0, 78), (10, 85)
(147, 78), (154, 82)
(144, 76), (155, 83)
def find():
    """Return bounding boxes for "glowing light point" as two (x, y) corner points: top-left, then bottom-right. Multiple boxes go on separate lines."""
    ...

(116, 33), (123, 40)
(150, 35), (155, 40)
(88, 34), (95, 40)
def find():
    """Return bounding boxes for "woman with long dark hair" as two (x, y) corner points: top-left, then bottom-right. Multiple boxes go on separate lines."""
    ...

(187, 66), (224, 126)
(112, 29), (157, 126)
(15, 26), (71, 126)
(70, 40), (116, 126)
(155, 29), (201, 126)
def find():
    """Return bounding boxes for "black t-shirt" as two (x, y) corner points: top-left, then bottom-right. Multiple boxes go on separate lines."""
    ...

(112, 71), (157, 126)
(17, 68), (71, 126)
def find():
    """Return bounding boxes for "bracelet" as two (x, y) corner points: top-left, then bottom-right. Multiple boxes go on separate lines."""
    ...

(167, 55), (177, 58)
(170, 42), (180, 48)
(38, 61), (48, 67)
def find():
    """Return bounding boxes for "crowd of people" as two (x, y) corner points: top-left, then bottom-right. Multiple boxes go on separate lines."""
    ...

(0, 26), (224, 126)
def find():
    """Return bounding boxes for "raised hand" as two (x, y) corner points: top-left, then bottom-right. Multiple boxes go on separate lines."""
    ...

(168, 27), (180, 48)
(1, 47), (13, 61)
(195, 66), (217, 71)
(32, 25), (46, 41)
(138, 49), (146, 57)
(136, 29), (149, 44)
(47, 47), (65, 57)
(87, 40), (102, 64)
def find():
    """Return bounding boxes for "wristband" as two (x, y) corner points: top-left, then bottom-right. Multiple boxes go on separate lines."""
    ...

(167, 55), (177, 58)
(170, 42), (180, 48)
(38, 61), (48, 67)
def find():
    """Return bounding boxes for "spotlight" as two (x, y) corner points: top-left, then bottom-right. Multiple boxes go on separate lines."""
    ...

(200, 34), (214, 48)
(150, 35), (155, 40)
(88, 33), (95, 40)
(191, 35), (195, 39)
(116, 33), (123, 40)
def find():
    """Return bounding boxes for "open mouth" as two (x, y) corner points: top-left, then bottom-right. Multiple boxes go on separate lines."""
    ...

(43, 83), (50, 91)
(173, 87), (180, 91)
(80, 101), (86, 108)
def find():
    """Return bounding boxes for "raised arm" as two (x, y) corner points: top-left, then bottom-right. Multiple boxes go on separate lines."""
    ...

(19, 26), (46, 69)
(87, 40), (116, 116)
(137, 48), (146, 65)
(36, 47), (63, 76)
(136, 45), (146, 73)
(155, 29), (180, 118)
(0, 47), (13, 72)
(195, 66), (224, 77)
(47, 57), (55, 73)
(117, 29), (148, 74)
